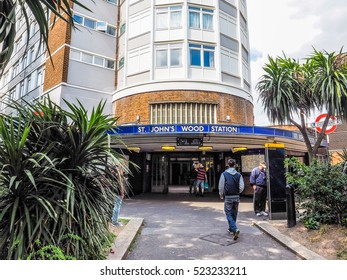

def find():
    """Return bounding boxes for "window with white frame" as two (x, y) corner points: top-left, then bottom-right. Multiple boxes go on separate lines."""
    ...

(118, 57), (124, 69)
(150, 103), (217, 124)
(70, 49), (115, 70)
(72, 14), (116, 36)
(155, 44), (182, 68)
(9, 88), (16, 101)
(189, 44), (215, 68)
(156, 6), (182, 30)
(189, 6), (214, 30)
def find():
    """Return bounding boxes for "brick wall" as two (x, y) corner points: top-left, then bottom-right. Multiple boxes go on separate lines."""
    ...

(43, 14), (71, 92)
(114, 90), (254, 125)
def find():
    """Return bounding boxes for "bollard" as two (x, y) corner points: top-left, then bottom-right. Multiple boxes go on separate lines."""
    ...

(286, 184), (296, 228)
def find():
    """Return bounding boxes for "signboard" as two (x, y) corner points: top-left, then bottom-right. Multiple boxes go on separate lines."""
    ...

(176, 137), (203, 146)
(241, 154), (265, 173)
(311, 113), (339, 134)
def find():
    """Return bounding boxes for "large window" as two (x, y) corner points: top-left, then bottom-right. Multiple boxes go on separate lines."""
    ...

(156, 6), (182, 29)
(150, 103), (217, 124)
(189, 6), (214, 30)
(72, 14), (116, 36)
(155, 44), (182, 67)
(70, 49), (115, 70)
(189, 44), (215, 68)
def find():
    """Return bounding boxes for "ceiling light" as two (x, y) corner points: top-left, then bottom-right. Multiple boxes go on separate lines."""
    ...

(198, 146), (213, 151)
(127, 146), (141, 152)
(265, 143), (285, 148)
(161, 145), (176, 151)
(232, 147), (247, 153)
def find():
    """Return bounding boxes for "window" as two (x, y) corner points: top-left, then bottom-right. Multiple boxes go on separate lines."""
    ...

(19, 81), (25, 98)
(120, 24), (126, 35)
(107, 26), (116, 36)
(150, 103), (217, 124)
(118, 57), (124, 69)
(73, 14), (83, 24)
(69, 49), (115, 70)
(82, 53), (93, 64)
(9, 88), (16, 101)
(70, 49), (81, 60)
(189, 44), (215, 68)
(170, 48), (181, 66)
(189, 7), (214, 30)
(156, 50), (168, 67)
(73, 14), (116, 36)
(94, 56), (104, 66)
(155, 44), (182, 67)
(156, 6), (182, 30)
(26, 75), (32, 93)
(106, 60), (115, 69)
(84, 18), (96, 29)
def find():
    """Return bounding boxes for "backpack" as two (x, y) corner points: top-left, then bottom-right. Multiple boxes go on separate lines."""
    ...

(223, 172), (241, 195)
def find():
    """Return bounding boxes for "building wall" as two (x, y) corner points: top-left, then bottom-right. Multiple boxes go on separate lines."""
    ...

(114, 0), (253, 125)
(115, 90), (253, 125)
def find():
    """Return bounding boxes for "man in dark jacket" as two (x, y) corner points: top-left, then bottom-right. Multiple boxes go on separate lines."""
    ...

(250, 161), (268, 217)
(219, 159), (244, 240)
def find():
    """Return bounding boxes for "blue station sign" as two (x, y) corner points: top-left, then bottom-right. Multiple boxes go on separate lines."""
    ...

(107, 124), (326, 146)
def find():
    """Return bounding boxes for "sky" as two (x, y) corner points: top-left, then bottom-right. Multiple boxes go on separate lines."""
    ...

(247, 0), (347, 126)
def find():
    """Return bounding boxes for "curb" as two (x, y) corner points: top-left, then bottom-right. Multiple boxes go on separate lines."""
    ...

(107, 217), (144, 260)
(254, 221), (326, 260)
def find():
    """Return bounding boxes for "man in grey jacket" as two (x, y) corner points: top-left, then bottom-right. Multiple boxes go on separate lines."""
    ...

(219, 159), (245, 240)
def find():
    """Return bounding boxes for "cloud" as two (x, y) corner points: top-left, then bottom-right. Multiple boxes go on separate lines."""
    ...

(247, 0), (347, 125)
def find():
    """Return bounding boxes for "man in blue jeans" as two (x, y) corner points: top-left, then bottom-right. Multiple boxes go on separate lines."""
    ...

(218, 159), (244, 240)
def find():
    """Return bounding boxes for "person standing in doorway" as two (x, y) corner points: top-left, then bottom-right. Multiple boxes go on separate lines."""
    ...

(195, 163), (207, 196)
(219, 159), (244, 240)
(189, 162), (199, 195)
(250, 161), (268, 217)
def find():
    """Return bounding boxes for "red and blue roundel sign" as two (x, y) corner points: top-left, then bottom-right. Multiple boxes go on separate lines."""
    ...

(315, 113), (337, 134)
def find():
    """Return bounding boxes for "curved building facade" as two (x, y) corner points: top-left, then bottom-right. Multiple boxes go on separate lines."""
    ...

(114, 0), (253, 126)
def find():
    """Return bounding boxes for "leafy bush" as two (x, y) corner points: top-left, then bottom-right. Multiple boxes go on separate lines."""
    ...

(285, 157), (347, 227)
(0, 98), (131, 259)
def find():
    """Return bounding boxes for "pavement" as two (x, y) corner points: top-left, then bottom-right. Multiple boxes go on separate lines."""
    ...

(107, 192), (326, 260)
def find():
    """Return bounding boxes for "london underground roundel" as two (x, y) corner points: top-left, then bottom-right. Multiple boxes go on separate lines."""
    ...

(314, 113), (337, 134)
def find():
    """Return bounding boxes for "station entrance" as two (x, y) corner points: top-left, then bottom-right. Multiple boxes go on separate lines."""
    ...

(151, 153), (217, 194)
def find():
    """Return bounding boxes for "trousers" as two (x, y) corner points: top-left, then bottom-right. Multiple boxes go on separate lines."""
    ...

(253, 186), (267, 213)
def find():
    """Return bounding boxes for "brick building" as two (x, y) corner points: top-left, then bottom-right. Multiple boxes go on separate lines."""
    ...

(1, 0), (317, 197)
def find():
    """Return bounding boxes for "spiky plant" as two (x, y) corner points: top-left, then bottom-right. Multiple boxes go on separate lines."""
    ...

(0, 97), (130, 259)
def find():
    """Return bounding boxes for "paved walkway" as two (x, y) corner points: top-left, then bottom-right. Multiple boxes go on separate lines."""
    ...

(119, 192), (301, 260)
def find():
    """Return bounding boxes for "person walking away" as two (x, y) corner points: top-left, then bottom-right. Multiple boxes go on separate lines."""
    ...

(250, 161), (268, 217)
(189, 162), (199, 195)
(218, 159), (244, 240)
(112, 169), (126, 227)
(195, 163), (207, 196)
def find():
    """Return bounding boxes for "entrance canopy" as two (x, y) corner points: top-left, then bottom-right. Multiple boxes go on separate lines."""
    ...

(109, 124), (324, 153)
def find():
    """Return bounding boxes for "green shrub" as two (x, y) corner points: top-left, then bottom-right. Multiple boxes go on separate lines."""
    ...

(285, 157), (347, 226)
(0, 98), (133, 259)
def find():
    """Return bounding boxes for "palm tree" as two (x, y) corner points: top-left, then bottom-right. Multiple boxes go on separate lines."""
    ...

(257, 49), (347, 163)
(0, 0), (92, 74)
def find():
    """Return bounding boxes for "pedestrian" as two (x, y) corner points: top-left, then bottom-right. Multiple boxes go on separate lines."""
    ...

(218, 159), (244, 240)
(195, 163), (207, 196)
(250, 161), (268, 217)
(111, 168), (126, 227)
(189, 162), (199, 195)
